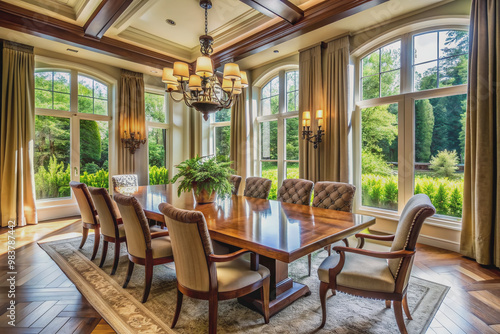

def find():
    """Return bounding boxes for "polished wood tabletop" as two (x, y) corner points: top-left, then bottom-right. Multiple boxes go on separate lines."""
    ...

(115, 184), (375, 263)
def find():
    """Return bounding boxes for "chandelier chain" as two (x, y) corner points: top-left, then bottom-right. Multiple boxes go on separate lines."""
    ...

(205, 7), (208, 35)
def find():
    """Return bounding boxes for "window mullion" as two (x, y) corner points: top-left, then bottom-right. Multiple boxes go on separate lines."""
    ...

(277, 71), (286, 185)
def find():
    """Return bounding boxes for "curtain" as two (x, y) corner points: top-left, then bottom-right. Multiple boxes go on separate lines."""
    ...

(460, 0), (500, 267)
(299, 45), (323, 182)
(321, 36), (349, 182)
(0, 41), (37, 227)
(118, 70), (145, 179)
(230, 90), (248, 194)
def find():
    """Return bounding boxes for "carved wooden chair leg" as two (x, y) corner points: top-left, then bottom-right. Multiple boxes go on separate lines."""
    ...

(393, 300), (408, 334)
(319, 281), (329, 329)
(308, 254), (312, 276)
(171, 288), (183, 328)
(123, 260), (134, 288)
(91, 227), (100, 260)
(111, 241), (120, 275)
(261, 276), (270, 324)
(385, 300), (391, 308)
(99, 240), (108, 267)
(142, 260), (154, 303)
(402, 294), (412, 320)
(208, 293), (218, 334)
(79, 227), (89, 249)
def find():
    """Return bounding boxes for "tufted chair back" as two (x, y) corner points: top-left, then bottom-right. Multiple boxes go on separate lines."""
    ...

(159, 202), (213, 292)
(277, 179), (314, 205)
(113, 193), (151, 259)
(230, 175), (242, 195)
(312, 182), (356, 212)
(112, 174), (138, 189)
(388, 194), (435, 279)
(244, 177), (272, 199)
(70, 181), (98, 225)
(89, 187), (119, 238)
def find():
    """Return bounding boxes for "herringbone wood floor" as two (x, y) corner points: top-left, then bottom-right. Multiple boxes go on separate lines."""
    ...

(1, 218), (500, 333)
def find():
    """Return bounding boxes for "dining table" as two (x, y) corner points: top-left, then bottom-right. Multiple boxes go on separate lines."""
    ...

(115, 184), (376, 317)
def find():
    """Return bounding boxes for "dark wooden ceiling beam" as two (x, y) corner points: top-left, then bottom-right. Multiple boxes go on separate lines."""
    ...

(0, 2), (180, 69)
(84, 0), (133, 39)
(212, 0), (389, 66)
(239, 0), (304, 24)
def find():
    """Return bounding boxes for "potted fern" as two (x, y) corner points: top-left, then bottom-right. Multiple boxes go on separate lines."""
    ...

(169, 155), (234, 204)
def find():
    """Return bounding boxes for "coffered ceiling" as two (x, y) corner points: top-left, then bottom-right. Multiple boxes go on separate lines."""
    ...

(0, 0), (457, 75)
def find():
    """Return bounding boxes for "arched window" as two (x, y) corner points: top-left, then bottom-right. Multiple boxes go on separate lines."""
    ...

(257, 69), (299, 199)
(34, 69), (111, 201)
(355, 28), (468, 221)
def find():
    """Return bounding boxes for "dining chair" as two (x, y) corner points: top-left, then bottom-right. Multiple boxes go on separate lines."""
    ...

(69, 181), (100, 260)
(307, 181), (356, 275)
(277, 179), (314, 205)
(158, 202), (270, 334)
(230, 175), (242, 195)
(243, 176), (272, 199)
(89, 187), (126, 275)
(317, 194), (435, 334)
(113, 193), (173, 303)
(111, 174), (138, 189)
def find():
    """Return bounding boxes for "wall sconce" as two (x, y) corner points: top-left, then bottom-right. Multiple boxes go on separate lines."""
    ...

(121, 131), (146, 154)
(302, 110), (324, 149)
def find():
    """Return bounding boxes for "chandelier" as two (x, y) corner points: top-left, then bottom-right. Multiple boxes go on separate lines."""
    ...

(162, 0), (248, 121)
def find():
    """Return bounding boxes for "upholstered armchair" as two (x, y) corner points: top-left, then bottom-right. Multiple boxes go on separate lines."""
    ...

(308, 182), (356, 275)
(317, 194), (435, 334)
(89, 187), (126, 275)
(114, 193), (173, 303)
(244, 176), (272, 199)
(277, 179), (314, 205)
(158, 202), (270, 334)
(230, 175), (242, 195)
(69, 181), (100, 260)
(111, 174), (138, 190)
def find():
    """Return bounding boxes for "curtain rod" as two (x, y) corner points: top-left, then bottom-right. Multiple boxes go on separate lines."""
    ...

(297, 32), (352, 53)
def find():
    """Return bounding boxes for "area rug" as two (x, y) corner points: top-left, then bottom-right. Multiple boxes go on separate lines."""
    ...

(39, 236), (448, 334)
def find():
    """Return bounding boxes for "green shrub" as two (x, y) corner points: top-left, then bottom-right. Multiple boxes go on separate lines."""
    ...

(362, 149), (393, 175)
(149, 166), (169, 185)
(448, 187), (463, 218)
(434, 184), (449, 214)
(430, 150), (459, 178)
(80, 169), (109, 189)
(34, 155), (71, 199)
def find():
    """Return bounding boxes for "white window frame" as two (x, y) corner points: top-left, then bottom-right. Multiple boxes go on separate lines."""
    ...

(353, 26), (469, 229)
(35, 68), (112, 207)
(256, 68), (299, 189)
(145, 87), (169, 178)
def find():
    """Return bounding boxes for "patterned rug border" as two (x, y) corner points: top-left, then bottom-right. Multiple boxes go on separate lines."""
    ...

(38, 236), (449, 334)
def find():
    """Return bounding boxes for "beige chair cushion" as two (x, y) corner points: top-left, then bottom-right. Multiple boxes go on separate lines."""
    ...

(244, 177), (272, 199)
(151, 236), (173, 259)
(277, 179), (314, 205)
(216, 258), (270, 292)
(117, 224), (126, 238)
(313, 182), (356, 212)
(318, 252), (395, 293)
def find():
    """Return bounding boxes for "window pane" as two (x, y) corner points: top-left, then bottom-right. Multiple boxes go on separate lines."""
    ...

(53, 92), (70, 111)
(270, 77), (279, 96)
(261, 161), (278, 200)
(414, 94), (466, 218)
(79, 120), (109, 189)
(35, 72), (52, 90)
(148, 127), (166, 166)
(34, 115), (71, 200)
(262, 98), (271, 116)
(215, 126), (230, 161)
(260, 120), (278, 160)
(286, 71), (298, 92)
(94, 81), (107, 99)
(439, 56), (467, 87)
(145, 92), (166, 123)
(362, 50), (379, 77)
(287, 92), (297, 112)
(439, 30), (468, 58)
(262, 82), (271, 98)
(215, 108), (231, 122)
(361, 103), (398, 211)
(78, 96), (93, 114)
(362, 75), (379, 100)
(78, 75), (93, 96)
(414, 61), (437, 91)
(381, 70), (400, 97)
(94, 99), (107, 115)
(414, 32), (437, 64)
(35, 90), (52, 109)
(53, 72), (70, 93)
(381, 41), (401, 72)
(78, 75), (108, 115)
(286, 162), (299, 179)
(271, 95), (279, 114)
(286, 117), (299, 160)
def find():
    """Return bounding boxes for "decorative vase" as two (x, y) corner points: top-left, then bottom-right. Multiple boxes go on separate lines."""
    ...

(192, 184), (217, 204)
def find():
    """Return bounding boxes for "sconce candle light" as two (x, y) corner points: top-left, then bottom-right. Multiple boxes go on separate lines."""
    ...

(302, 109), (324, 149)
(122, 131), (146, 154)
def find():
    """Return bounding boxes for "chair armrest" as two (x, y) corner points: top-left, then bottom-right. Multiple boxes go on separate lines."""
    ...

(151, 231), (169, 238)
(355, 233), (395, 248)
(332, 246), (414, 259)
(208, 249), (252, 263)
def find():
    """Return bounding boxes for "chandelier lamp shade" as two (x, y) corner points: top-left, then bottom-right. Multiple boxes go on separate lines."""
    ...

(162, 0), (248, 121)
